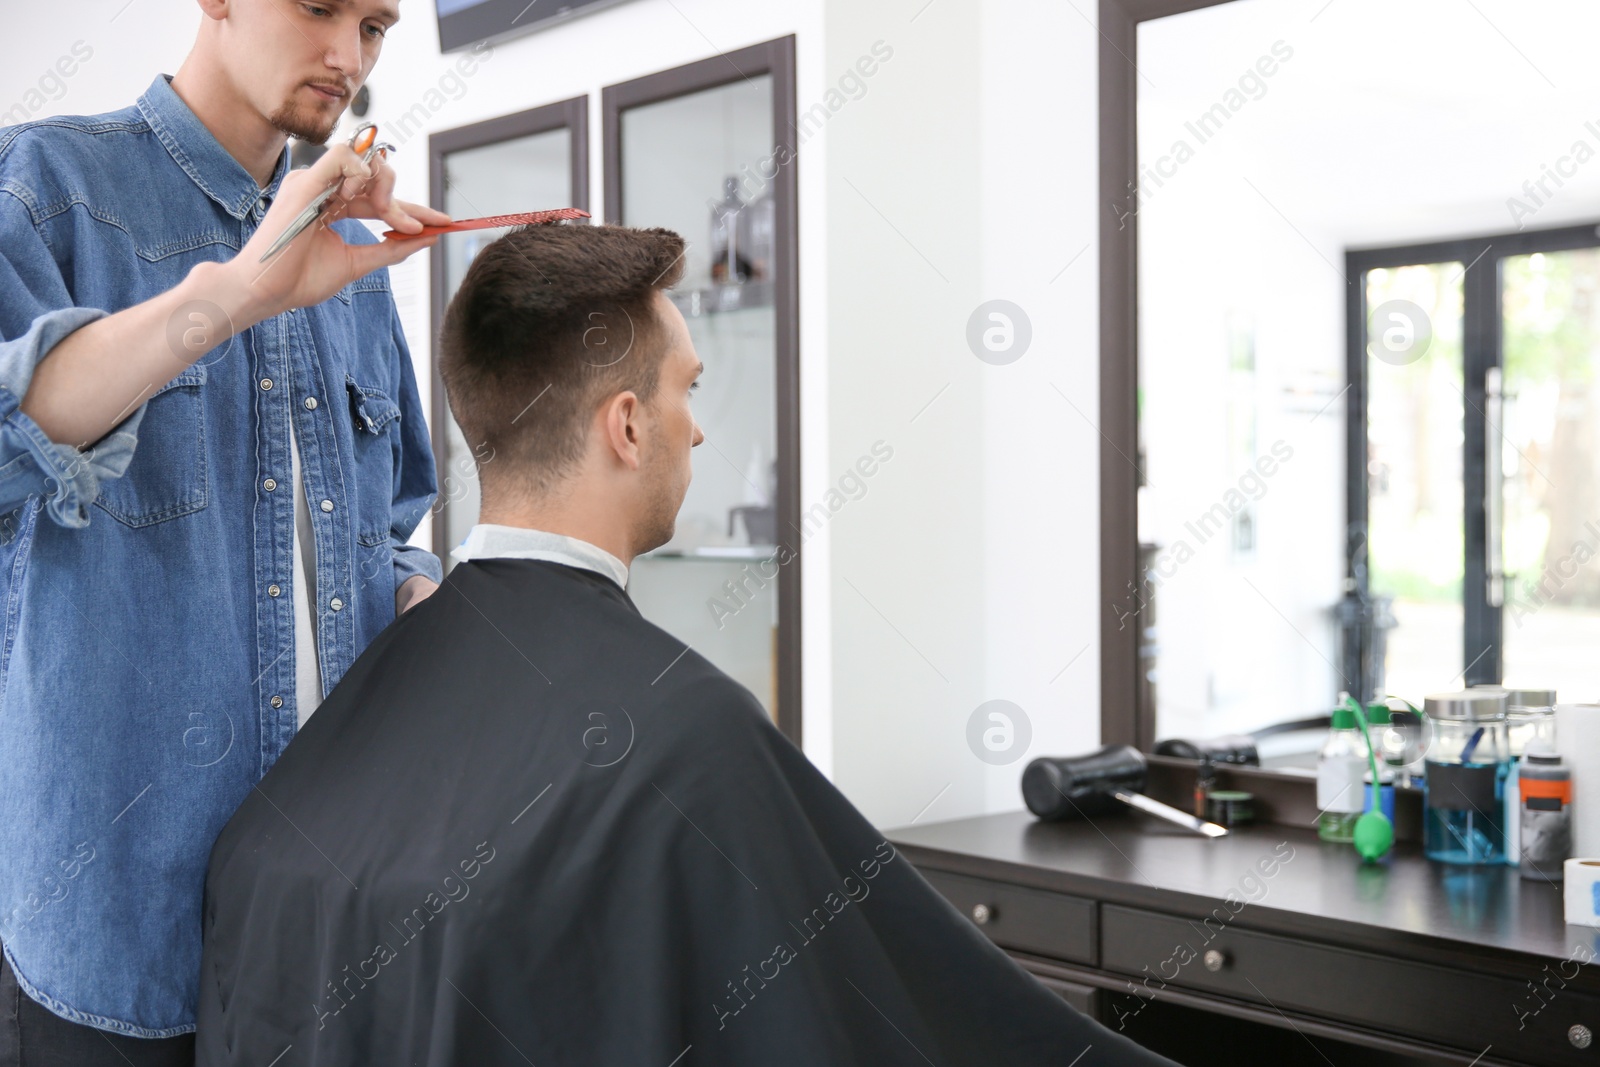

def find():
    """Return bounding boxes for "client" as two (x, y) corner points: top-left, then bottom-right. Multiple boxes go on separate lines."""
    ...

(194, 223), (1178, 1066)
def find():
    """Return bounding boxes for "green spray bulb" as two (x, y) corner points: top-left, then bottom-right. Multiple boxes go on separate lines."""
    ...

(1342, 694), (1394, 862)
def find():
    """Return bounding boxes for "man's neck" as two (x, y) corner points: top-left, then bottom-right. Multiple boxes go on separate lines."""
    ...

(169, 60), (286, 188)
(476, 509), (636, 569)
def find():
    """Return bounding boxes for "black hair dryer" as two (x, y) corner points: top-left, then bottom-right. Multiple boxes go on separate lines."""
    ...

(1021, 744), (1229, 838)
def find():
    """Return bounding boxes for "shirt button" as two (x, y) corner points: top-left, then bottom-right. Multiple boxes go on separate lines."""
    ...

(260, 378), (273, 391)
(268, 584), (281, 597)
(320, 499), (334, 513)
(330, 597), (344, 612)
(263, 478), (277, 492)
(304, 396), (318, 410)
(270, 695), (284, 709)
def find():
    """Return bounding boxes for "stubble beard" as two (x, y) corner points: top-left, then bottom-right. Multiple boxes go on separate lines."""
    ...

(268, 95), (340, 146)
(636, 440), (684, 556)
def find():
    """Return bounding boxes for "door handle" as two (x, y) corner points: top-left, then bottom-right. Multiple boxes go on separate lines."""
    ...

(1485, 367), (1505, 608)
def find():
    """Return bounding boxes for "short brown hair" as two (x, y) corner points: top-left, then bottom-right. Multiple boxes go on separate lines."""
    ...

(438, 223), (687, 496)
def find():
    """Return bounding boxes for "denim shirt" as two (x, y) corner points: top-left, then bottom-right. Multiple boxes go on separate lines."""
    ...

(0, 74), (441, 1035)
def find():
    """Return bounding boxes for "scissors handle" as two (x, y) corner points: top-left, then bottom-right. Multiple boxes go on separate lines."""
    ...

(257, 124), (393, 264)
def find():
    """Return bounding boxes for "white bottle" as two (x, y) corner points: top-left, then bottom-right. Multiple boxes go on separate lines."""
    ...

(1318, 705), (1368, 843)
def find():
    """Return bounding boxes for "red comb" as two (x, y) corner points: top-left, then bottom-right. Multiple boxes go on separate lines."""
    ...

(383, 207), (590, 239)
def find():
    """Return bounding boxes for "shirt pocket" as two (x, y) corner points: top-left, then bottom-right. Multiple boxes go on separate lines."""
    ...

(93, 363), (209, 527)
(345, 372), (400, 547)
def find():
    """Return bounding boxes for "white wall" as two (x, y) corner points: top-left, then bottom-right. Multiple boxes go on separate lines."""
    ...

(822, 0), (1103, 827)
(976, 0), (1102, 815)
(821, 0), (983, 828)
(0, 3), (195, 122)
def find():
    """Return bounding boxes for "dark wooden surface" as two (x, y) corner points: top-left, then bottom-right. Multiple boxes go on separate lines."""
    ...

(891, 810), (1600, 1065)
(888, 809), (1596, 983)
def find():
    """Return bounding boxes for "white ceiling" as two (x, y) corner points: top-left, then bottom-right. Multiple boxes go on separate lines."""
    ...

(1139, 0), (1600, 247)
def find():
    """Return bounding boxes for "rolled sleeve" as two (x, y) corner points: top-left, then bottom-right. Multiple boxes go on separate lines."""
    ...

(384, 295), (442, 594)
(0, 306), (135, 528)
(0, 184), (143, 529)
(391, 542), (442, 590)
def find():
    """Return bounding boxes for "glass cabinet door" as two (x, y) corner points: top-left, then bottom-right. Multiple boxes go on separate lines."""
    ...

(604, 43), (797, 731)
(430, 106), (583, 562)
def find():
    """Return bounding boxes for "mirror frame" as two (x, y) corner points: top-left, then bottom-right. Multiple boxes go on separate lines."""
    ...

(1098, 0), (1239, 752)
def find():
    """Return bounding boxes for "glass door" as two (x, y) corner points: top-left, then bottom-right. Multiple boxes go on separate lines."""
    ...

(1348, 225), (1600, 706)
(1358, 261), (1466, 704)
(1499, 249), (1600, 698)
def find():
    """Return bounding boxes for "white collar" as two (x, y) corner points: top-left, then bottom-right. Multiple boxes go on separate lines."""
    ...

(449, 524), (629, 590)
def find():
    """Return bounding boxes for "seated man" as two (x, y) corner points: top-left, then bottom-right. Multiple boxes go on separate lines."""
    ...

(194, 223), (1178, 1067)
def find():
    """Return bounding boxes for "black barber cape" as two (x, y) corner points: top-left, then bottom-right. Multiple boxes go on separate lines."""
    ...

(196, 558), (1177, 1066)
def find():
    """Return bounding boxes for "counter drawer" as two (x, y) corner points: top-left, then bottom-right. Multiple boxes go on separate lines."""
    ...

(1101, 904), (1600, 1066)
(921, 869), (1096, 966)
(1030, 971), (1099, 1017)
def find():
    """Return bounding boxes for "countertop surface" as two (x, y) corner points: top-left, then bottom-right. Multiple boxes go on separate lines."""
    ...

(887, 808), (1597, 975)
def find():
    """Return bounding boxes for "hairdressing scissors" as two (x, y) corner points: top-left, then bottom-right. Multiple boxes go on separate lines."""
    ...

(258, 123), (396, 263)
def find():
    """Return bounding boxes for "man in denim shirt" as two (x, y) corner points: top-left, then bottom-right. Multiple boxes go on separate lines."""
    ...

(0, 1), (450, 1060)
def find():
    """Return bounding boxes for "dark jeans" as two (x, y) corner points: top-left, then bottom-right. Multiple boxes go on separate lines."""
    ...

(0, 950), (193, 1067)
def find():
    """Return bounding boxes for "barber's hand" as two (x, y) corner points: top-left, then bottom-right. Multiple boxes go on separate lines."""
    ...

(398, 575), (439, 614)
(226, 140), (451, 322)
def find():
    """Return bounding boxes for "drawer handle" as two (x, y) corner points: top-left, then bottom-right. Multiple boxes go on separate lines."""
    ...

(1203, 949), (1228, 973)
(1571, 1024), (1593, 1049)
(971, 903), (995, 926)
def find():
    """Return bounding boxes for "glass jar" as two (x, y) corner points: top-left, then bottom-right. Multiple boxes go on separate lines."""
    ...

(1423, 690), (1509, 865)
(1472, 684), (1556, 755)
(1506, 688), (1556, 755)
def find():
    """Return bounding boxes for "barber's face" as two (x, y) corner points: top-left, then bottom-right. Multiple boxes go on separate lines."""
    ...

(229, 0), (398, 145)
(637, 292), (704, 552)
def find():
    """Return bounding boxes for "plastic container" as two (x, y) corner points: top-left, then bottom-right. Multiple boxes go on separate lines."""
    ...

(1519, 741), (1570, 882)
(1473, 685), (1556, 864)
(1423, 690), (1509, 865)
(1365, 703), (1397, 776)
(1318, 708), (1368, 843)
(1356, 702), (1395, 824)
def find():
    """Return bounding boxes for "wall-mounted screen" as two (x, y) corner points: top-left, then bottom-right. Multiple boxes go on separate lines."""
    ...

(435, 0), (636, 53)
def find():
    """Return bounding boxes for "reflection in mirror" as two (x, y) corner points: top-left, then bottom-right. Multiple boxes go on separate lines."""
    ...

(1136, 0), (1600, 765)
(1363, 263), (1463, 704)
(1499, 249), (1600, 695)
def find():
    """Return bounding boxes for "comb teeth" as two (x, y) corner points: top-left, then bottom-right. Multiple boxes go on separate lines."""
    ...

(464, 209), (589, 227)
(382, 208), (591, 240)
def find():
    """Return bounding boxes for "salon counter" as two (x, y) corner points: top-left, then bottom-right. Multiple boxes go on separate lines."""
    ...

(888, 810), (1598, 1067)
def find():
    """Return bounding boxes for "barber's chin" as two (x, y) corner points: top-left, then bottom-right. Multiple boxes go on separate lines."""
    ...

(270, 108), (337, 146)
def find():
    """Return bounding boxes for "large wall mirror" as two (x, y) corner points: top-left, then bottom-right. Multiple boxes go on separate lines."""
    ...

(1103, 0), (1600, 768)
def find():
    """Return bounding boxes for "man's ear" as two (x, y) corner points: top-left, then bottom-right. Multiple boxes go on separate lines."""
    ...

(600, 391), (644, 471)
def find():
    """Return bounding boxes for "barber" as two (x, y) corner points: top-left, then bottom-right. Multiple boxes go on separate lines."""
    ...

(0, 0), (447, 1061)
